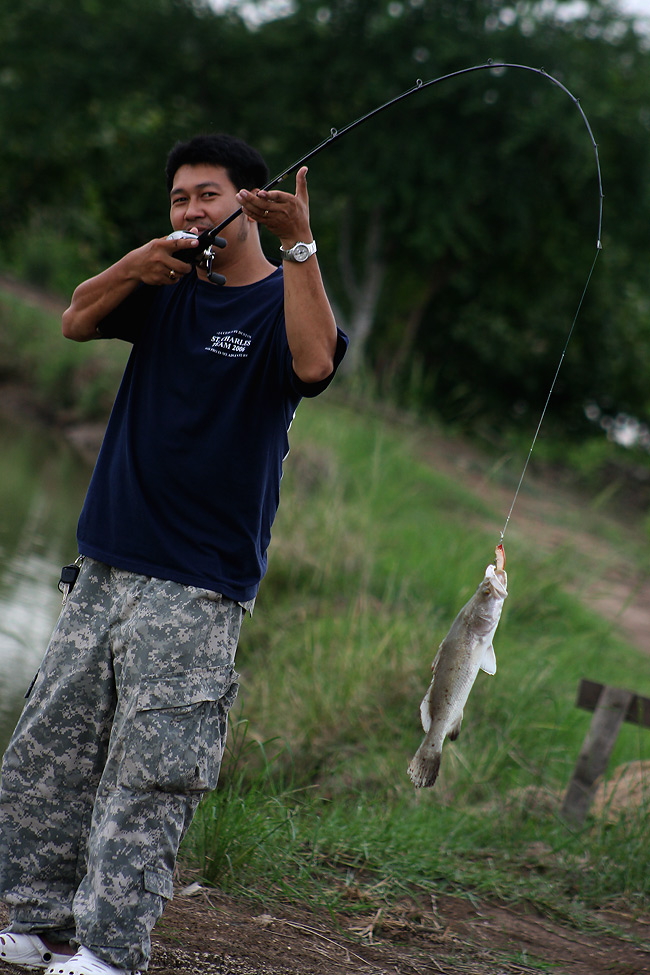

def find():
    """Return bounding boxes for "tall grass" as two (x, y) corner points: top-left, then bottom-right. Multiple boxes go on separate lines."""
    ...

(184, 719), (304, 888)
(181, 398), (650, 933)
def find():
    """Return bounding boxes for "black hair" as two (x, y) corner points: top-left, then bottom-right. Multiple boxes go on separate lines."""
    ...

(165, 133), (269, 194)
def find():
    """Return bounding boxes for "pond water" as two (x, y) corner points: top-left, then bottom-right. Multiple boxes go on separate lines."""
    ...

(0, 420), (93, 752)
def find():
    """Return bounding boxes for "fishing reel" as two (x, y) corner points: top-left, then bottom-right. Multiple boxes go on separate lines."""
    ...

(167, 229), (228, 285)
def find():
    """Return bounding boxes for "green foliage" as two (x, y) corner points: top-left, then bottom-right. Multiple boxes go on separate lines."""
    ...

(270, 0), (649, 430)
(0, 288), (129, 419)
(5, 207), (114, 297)
(0, 0), (265, 290)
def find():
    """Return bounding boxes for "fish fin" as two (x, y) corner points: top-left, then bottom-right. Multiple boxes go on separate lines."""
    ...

(480, 644), (497, 676)
(448, 712), (463, 741)
(407, 748), (442, 789)
(429, 646), (442, 676)
(419, 680), (434, 733)
(419, 648), (442, 732)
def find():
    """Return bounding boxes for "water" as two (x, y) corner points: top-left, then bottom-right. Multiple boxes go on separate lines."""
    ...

(0, 419), (92, 752)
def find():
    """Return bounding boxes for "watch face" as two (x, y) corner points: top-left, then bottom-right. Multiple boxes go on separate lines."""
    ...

(293, 244), (310, 261)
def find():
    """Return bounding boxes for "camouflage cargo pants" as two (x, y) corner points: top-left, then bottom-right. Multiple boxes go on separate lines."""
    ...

(0, 557), (243, 971)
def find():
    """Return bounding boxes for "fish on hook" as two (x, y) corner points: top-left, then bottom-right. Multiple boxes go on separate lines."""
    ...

(407, 544), (508, 789)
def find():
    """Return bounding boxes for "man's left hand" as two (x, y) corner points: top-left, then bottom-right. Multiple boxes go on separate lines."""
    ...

(236, 166), (313, 249)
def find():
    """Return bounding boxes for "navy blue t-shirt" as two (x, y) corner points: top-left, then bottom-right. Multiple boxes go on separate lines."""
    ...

(77, 267), (348, 601)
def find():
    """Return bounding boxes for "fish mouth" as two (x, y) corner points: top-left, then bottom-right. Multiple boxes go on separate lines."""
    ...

(485, 564), (508, 598)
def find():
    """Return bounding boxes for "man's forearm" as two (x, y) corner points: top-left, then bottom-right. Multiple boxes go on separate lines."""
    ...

(62, 234), (199, 342)
(283, 258), (338, 383)
(62, 257), (142, 342)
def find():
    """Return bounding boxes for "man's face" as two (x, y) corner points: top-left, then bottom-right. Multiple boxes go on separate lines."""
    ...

(169, 163), (242, 236)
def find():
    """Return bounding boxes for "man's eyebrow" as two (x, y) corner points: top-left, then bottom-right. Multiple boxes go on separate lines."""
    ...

(170, 181), (223, 198)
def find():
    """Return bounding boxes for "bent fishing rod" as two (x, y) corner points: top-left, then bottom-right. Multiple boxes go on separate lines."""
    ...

(172, 59), (604, 544)
(172, 59), (603, 285)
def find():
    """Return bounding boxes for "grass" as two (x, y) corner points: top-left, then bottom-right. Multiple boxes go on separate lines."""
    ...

(179, 398), (650, 940)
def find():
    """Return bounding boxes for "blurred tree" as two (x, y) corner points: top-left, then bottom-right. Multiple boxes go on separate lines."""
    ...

(259, 0), (650, 435)
(0, 0), (261, 281)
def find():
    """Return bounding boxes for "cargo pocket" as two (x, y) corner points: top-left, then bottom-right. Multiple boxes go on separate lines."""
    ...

(143, 866), (174, 901)
(117, 668), (239, 793)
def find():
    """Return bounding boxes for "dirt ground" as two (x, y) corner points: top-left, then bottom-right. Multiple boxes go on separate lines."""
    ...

(2, 882), (650, 975)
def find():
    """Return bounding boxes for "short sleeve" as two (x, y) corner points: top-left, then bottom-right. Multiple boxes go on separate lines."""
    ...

(96, 285), (158, 343)
(289, 328), (349, 399)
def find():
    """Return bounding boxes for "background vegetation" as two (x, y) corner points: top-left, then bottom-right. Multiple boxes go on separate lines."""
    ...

(3, 0), (650, 440)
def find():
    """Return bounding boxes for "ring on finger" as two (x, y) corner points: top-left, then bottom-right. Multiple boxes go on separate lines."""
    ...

(169, 269), (176, 280)
(264, 210), (269, 217)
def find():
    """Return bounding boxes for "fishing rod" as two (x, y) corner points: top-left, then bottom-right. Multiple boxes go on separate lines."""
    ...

(173, 59), (603, 285)
(175, 60), (604, 544)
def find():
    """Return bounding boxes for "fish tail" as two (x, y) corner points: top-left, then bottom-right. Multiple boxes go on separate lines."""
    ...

(407, 746), (442, 789)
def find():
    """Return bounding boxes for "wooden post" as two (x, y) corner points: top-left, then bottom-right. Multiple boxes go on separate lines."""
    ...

(561, 680), (641, 826)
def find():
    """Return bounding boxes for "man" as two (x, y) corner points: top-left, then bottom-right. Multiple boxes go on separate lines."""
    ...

(0, 134), (347, 975)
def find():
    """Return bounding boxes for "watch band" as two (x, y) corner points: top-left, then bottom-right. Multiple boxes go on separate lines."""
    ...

(279, 240), (317, 262)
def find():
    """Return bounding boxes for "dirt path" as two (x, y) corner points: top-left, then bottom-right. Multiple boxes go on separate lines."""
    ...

(145, 883), (650, 975)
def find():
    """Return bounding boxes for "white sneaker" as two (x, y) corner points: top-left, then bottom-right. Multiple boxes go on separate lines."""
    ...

(0, 932), (73, 971)
(44, 947), (140, 975)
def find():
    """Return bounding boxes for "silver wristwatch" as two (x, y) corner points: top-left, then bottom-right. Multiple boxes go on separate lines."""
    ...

(279, 240), (317, 263)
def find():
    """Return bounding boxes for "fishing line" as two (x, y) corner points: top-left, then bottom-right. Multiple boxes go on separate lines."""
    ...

(484, 75), (604, 544)
(499, 244), (602, 544)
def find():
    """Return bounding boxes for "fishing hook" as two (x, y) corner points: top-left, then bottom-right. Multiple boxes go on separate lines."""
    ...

(175, 59), (604, 283)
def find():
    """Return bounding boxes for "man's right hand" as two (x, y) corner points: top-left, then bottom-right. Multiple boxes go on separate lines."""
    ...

(130, 233), (199, 286)
(62, 233), (200, 341)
